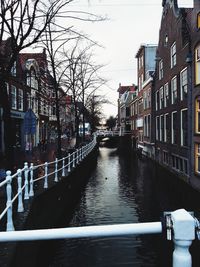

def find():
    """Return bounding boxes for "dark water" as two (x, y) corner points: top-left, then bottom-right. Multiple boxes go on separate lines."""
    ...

(47, 147), (200, 267)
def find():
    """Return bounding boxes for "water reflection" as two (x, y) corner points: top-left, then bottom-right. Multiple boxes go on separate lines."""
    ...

(47, 147), (200, 267)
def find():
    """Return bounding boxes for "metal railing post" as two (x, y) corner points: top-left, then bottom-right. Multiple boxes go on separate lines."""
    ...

(6, 171), (14, 231)
(54, 158), (58, 182)
(24, 162), (29, 200)
(62, 158), (65, 177)
(72, 152), (75, 168)
(76, 149), (79, 164)
(29, 163), (34, 197)
(44, 162), (48, 189)
(68, 153), (71, 173)
(171, 209), (195, 267)
(17, 169), (24, 212)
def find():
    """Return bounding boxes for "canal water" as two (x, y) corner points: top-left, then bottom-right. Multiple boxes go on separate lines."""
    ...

(44, 147), (200, 267)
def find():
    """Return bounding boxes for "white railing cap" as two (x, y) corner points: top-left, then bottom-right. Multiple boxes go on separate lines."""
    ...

(171, 209), (195, 240)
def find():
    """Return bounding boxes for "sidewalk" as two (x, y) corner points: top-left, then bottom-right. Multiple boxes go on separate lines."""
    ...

(13, 137), (76, 170)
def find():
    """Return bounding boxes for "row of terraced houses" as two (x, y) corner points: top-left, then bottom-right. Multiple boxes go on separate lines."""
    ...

(117, 0), (200, 191)
(0, 48), (74, 154)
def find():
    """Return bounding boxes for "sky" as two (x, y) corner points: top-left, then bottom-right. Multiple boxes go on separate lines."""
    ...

(65, 0), (163, 119)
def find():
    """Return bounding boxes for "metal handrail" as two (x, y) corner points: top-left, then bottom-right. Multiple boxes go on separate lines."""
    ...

(0, 136), (97, 231)
(0, 209), (197, 267)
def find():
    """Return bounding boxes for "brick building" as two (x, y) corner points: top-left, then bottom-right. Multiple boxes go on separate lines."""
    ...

(135, 44), (157, 154)
(153, 0), (192, 182)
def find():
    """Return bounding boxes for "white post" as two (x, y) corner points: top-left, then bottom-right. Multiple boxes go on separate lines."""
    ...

(17, 169), (24, 212)
(82, 145), (85, 159)
(6, 171), (14, 231)
(54, 158), (58, 182)
(44, 162), (48, 189)
(68, 153), (71, 173)
(72, 152), (75, 168)
(62, 158), (65, 177)
(76, 149), (79, 164)
(24, 162), (29, 200)
(79, 148), (81, 162)
(171, 209), (195, 267)
(29, 163), (34, 197)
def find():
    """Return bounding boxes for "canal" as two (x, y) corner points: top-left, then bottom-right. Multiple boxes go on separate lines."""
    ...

(33, 146), (200, 267)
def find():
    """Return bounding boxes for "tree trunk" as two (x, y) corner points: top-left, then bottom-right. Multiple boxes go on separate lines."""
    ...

(0, 74), (14, 170)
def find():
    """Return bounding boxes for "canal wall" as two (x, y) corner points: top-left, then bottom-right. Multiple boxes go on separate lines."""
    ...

(9, 146), (99, 267)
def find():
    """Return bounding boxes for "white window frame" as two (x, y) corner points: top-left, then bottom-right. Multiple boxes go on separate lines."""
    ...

(11, 85), (17, 109)
(164, 83), (169, 107)
(164, 113), (169, 142)
(18, 88), (23, 111)
(171, 76), (177, 104)
(159, 59), (163, 80)
(181, 108), (188, 147)
(180, 67), (188, 100)
(171, 42), (176, 68)
(171, 111), (177, 144)
(156, 116), (159, 140)
(159, 87), (164, 109)
(160, 115), (164, 141)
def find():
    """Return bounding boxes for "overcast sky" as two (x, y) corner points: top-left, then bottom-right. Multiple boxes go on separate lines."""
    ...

(66, 0), (163, 119)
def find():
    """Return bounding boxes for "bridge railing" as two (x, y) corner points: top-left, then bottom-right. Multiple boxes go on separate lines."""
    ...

(0, 136), (97, 231)
(96, 130), (132, 137)
(0, 209), (198, 267)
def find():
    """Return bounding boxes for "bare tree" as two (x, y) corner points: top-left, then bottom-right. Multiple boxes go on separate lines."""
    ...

(62, 40), (107, 144)
(0, 0), (73, 168)
(85, 94), (109, 132)
(77, 50), (107, 140)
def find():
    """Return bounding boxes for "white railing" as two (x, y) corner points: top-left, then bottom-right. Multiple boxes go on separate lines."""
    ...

(96, 130), (132, 137)
(0, 136), (97, 231)
(0, 209), (198, 267)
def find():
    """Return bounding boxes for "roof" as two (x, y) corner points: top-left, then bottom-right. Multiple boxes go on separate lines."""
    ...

(117, 84), (137, 94)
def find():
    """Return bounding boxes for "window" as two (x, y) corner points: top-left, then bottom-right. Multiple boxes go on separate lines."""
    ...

(144, 115), (147, 136)
(147, 114), (150, 138)
(163, 151), (169, 165)
(139, 55), (143, 69)
(171, 111), (177, 144)
(143, 91), (147, 110)
(197, 13), (200, 29)
(195, 45), (200, 85)
(18, 89), (23, 111)
(195, 143), (200, 174)
(181, 109), (188, 147)
(164, 83), (169, 107)
(11, 85), (17, 109)
(156, 116), (159, 140)
(147, 88), (151, 108)
(11, 61), (16, 76)
(156, 91), (159, 110)
(180, 68), (188, 100)
(160, 115), (164, 141)
(159, 60), (164, 80)
(159, 87), (164, 109)
(171, 76), (177, 104)
(171, 42), (176, 68)
(5, 83), (9, 95)
(26, 92), (31, 110)
(195, 97), (200, 133)
(171, 154), (188, 175)
(164, 113), (169, 142)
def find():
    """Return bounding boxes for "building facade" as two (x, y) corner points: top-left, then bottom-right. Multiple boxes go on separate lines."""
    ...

(135, 44), (157, 154)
